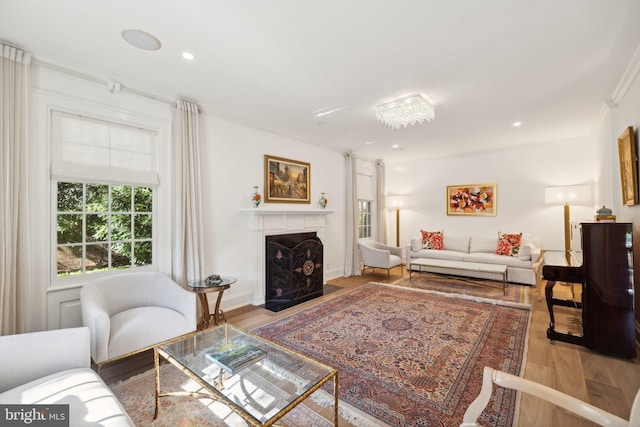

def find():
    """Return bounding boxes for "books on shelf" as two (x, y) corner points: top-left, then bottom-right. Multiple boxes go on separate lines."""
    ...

(205, 341), (266, 374)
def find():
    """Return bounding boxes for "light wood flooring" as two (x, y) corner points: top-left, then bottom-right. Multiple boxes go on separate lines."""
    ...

(102, 267), (640, 426)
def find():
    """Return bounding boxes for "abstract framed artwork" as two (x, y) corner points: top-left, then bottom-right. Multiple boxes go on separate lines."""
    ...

(264, 155), (310, 203)
(446, 183), (496, 216)
(617, 126), (638, 206)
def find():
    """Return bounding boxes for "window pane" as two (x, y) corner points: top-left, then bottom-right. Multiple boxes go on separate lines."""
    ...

(86, 184), (108, 212)
(86, 214), (108, 242)
(111, 242), (132, 269)
(57, 182), (83, 211)
(57, 214), (83, 244)
(134, 186), (152, 212)
(111, 186), (132, 212)
(111, 214), (132, 240)
(134, 241), (152, 266)
(57, 245), (83, 276)
(86, 243), (109, 272)
(134, 214), (152, 239)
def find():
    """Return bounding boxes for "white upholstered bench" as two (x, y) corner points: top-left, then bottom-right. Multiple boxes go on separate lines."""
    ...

(409, 258), (508, 295)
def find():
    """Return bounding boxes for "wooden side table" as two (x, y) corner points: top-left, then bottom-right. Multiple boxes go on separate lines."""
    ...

(187, 277), (237, 330)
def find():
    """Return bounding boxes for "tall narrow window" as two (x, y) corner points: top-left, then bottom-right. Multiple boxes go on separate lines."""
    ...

(56, 182), (153, 276)
(358, 200), (373, 238)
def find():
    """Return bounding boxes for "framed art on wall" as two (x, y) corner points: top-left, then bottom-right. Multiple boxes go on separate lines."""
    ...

(446, 183), (496, 216)
(617, 126), (638, 206)
(264, 155), (311, 203)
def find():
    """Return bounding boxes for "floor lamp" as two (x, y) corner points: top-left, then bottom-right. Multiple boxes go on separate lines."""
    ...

(544, 185), (591, 264)
(386, 195), (408, 247)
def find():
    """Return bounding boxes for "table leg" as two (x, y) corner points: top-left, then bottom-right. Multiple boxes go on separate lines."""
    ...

(153, 348), (160, 419)
(212, 289), (227, 325)
(333, 372), (339, 426)
(196, 293), (211, 330)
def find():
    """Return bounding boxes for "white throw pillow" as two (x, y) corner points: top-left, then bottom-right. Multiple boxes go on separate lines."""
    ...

(411, 239), (422, 252)
(518, 243), (534, 261)
(470, 235), (498, 253)
(443, 235), (470, 253)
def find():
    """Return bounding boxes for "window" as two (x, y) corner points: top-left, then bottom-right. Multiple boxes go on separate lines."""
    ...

(358, 200), (372, 238)
(56, 182), (153, 276)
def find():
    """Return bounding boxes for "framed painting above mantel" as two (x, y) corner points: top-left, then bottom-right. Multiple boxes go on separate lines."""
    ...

(447, 183), (496, 216)
(264, 155), (310, 204)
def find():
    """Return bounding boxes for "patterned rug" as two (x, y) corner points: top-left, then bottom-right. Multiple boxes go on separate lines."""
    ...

(393, 271), (530, 305)
(110, 363), (334, 426)
(253, 283), (531, 426)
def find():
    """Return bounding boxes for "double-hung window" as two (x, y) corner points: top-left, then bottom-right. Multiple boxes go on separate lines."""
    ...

(51, 111), (158, 281)
(357, 200), (373, 238)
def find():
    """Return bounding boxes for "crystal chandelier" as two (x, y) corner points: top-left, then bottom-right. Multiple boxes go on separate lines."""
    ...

(376, 93), (434, 129)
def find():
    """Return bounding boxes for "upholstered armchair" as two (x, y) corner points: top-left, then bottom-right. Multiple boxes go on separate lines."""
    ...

(358, 239), (403, 281)
(80, 272), (197, 369)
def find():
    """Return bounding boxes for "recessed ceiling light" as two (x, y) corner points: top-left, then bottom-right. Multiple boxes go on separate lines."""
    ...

(182, 51), (195, 60)
(513, 121), (522, 127)
(121, 29), (161, 51)
(392, 144), (399, 149)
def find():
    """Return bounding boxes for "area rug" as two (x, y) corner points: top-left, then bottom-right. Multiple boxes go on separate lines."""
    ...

(253, 283), (531, 426)
(110, 363), (334, 426)
(393, 271), (530, 305)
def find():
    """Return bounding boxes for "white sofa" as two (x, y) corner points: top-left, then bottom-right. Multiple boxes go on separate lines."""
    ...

(0, 327), (134, 426)
(407, 233), (541, 285)
(81, 272), (197, 368)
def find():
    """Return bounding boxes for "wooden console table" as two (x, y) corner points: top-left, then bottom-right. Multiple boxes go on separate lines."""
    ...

(187, 277), (236, 330)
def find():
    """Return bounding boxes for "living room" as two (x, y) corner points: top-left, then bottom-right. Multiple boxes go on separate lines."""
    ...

(2, 1), (640, 425)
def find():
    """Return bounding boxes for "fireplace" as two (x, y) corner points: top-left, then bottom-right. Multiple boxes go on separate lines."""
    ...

(265, 232), (323, 312)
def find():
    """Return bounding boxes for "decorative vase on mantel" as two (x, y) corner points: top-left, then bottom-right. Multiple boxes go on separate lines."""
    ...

(251, 186), (262, 208)
(319, 192), (328, 209)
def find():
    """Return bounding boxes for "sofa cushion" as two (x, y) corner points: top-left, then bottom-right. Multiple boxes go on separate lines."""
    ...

(496, 232), (522, 257)
(518, 243), (534, 261)
(411, 239), (422, 251)
(464, 252), (533, 268)
(421, 230), (444, 250)
(470, 235), (498, 254)
(0, 368), (134, 426)
(109, 306), (192, 359)
(444, 235), (470, 253)
(411, 249), (465, 261)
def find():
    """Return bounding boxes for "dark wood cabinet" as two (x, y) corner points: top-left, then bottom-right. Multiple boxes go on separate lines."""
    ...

(543, 222), (636, 359)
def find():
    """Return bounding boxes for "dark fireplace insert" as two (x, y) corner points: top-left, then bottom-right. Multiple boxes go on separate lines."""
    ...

(265, 232), (323, 312)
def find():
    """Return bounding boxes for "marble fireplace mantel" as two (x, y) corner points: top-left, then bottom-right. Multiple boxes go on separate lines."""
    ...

(241, 208), (334, 305)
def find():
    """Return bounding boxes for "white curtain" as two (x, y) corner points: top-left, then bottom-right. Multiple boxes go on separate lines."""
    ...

(344, 152), (361, 276)
(375, 160), (387, 244)
(0, 44), (31, 335)
(173, 100), (205, 286)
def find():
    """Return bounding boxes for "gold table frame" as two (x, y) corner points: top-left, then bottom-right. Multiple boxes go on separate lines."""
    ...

(154, 323), (339, 426)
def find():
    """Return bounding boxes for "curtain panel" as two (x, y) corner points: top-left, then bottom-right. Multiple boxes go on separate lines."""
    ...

(172, 100), (205, 286)
(0, 43), (31, 335)
(344, 152), (361, 276)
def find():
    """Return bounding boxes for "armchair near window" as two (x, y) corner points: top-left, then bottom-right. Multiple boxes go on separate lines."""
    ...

(80, 272), (197, 370)
(358, 239), (403, 281)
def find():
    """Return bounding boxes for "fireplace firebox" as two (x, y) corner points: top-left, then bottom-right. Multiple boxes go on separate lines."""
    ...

(265, 232), (323, 312)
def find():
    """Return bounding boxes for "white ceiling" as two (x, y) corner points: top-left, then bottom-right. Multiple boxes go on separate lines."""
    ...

(2, 0), (640, 162)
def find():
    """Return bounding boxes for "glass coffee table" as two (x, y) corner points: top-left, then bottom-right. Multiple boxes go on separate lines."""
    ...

(154, 323), (338, 426)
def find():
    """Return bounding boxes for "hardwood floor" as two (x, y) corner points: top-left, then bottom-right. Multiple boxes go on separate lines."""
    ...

(103, 267), (640, 426)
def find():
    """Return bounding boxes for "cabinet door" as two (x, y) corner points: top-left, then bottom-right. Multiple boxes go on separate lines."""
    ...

(582, 223), (635, 358)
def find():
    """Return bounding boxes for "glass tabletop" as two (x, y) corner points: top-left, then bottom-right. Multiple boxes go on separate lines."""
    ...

(187, 276), (237, 289)
(158, 323), (336, 425)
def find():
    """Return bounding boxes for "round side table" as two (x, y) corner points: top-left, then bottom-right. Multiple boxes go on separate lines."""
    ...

(187, 276), (237, 330)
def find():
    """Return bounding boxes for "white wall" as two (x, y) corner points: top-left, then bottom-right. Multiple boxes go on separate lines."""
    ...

(385, 138), (596, 251)
(198, 113), (346, 311)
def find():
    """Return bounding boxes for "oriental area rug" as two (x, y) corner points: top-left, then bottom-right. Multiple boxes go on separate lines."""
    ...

(253, 283), (531, 426)
(392, 272), (531, 305)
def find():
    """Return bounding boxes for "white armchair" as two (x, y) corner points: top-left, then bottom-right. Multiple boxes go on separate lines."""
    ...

(461, 367), (640, 427)
(358, 239), (403, 281)
(80, 272), (197, 369)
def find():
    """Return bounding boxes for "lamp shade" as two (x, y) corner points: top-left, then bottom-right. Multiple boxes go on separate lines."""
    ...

(544, 185), (591, 205)
(386, 195), (409, 209)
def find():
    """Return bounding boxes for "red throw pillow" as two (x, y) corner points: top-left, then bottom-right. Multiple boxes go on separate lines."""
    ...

(421, 230), (444, 250)
(496, 231), (522, 256)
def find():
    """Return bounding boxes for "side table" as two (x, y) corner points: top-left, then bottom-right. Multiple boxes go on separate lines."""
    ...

(187, 276), (237, 330)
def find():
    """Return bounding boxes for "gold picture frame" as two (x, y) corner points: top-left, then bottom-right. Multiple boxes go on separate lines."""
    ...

(264, 155), (310, 203)
(617, 126), (639, 206)
(446, 183), (496, 216)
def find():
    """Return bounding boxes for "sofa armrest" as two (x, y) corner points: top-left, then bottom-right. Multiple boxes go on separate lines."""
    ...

(80, 285), (111, 363)
(0, 327), (90, 393)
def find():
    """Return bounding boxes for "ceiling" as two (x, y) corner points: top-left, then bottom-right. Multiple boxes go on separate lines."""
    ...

(2, 0), (640, 162)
